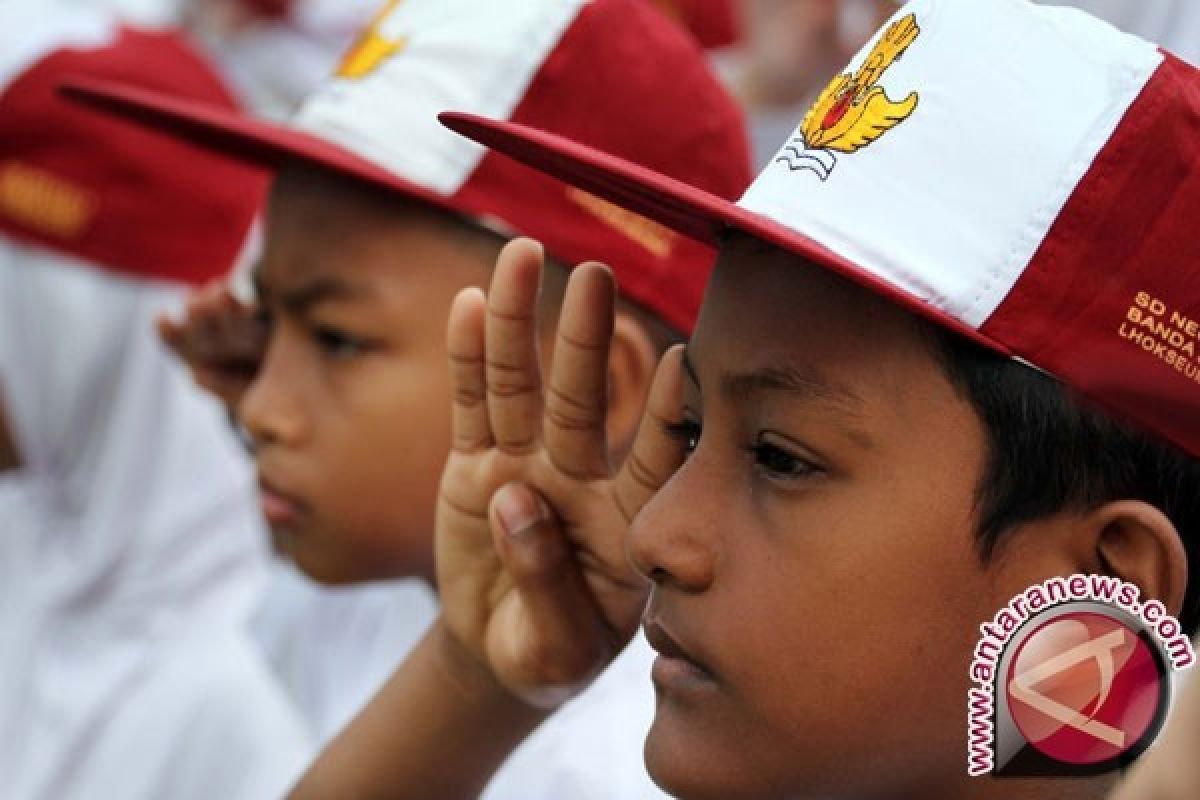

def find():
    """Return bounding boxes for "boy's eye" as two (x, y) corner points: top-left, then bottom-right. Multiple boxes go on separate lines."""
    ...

(313, 326), (369, 359)
(663, 417), (701, 455)
(750, 434), (820, 481)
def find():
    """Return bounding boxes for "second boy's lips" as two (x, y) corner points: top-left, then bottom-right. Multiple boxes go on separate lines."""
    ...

(257, 474), (307, 528)
(643, 615), (718, 689)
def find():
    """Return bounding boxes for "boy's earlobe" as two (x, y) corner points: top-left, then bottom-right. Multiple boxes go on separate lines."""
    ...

(1091, 500), (1188, 619)
(606, 313), (658, 460)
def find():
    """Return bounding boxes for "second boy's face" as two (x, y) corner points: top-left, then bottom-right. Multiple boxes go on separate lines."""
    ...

(629, 237), (1061, 800)
(242, 169), (494, 584)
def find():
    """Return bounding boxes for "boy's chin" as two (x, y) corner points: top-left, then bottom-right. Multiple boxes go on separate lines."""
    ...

(285, 543), (370, 586)
(643, 708), (792, 800)
(276, 526), (425, 586)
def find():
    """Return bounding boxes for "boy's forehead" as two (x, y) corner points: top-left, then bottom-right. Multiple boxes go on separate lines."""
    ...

(253, 202), (406, 304)
(690, 244), (982, 459)
(267, 162), (411, 225)
(696, 235), (943, 396)
(257, 186), (500, 307)
(707, 234), (892, 323)
(265, 164), (472, 249)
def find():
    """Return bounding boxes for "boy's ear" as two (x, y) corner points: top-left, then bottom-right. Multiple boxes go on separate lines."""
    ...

(605, 311), (658, 460)
(1086, 500), (1188, 619)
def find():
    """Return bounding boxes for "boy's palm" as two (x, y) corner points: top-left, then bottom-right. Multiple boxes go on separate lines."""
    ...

(436, 238), (685, 709)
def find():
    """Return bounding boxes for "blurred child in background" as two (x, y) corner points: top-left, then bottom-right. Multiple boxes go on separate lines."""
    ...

(0, 8), (310, 799)
(712, 0), (899, 167)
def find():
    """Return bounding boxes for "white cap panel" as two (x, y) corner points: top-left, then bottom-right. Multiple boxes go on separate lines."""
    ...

(740, 0), (1161, 326)
(293, 0), (588, 196)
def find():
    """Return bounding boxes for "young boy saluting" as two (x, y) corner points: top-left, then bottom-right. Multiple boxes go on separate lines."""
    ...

(292, 0), (1200, 798)
(66, 0), (750, 796)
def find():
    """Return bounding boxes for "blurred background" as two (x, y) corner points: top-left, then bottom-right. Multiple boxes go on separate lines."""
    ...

(32, 0), (1200, 154)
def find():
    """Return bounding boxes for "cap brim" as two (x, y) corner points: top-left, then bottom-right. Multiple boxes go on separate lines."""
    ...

(438, 111), (1005, 352)
(60, 77), (446, 210)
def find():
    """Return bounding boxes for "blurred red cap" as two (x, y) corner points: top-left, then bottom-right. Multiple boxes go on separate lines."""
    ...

(0, 24), (268, 285)
(64, 0), (751, 333)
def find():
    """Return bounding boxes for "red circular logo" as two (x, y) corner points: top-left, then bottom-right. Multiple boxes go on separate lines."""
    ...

(1005, 612), (1165, 766)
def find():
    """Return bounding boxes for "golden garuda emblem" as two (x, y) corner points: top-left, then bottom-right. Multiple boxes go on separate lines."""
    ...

(336, 0), (409, 80)
(777, 13), (921, 180)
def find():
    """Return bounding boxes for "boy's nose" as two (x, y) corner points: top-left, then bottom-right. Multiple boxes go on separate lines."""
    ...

(626, 459), (717, 593)
(238, 346), (308, 448)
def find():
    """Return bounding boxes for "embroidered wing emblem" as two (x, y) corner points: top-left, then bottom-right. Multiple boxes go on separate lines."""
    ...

(336, 0), (409, 80)
(778, 13), (920, 179)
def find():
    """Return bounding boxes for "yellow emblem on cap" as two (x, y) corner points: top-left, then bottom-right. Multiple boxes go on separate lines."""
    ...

(779, 13), (920, 180)
(336, 0), (409, 79)
(0, 161), (97, 239)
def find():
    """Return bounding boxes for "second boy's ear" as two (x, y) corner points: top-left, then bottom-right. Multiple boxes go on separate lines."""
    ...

(605, 312), (658, 460)
(1087, 500), (1189, 620)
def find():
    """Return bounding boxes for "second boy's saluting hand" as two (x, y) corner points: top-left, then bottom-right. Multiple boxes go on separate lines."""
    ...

(436, 237), (687, 709)
(158, 281), (266, 411)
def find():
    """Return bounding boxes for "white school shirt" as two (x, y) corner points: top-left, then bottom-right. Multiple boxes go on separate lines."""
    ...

(253, 566), (670, 798)
(0, 242), (313, 800)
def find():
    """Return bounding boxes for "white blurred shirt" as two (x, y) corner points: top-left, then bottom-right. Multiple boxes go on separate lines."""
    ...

(253, 566), (672, 799)
(0, 244), (313, 800)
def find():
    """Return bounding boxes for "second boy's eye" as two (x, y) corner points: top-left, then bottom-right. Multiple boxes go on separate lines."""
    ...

(313, 326), (370, 359)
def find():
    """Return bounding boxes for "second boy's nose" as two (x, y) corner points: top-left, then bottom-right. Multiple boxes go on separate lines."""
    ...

(239, 342), (309, 449)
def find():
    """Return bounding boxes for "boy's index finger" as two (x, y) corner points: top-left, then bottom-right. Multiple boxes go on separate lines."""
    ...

(612, 345), (686, 526)
(485, 238), (546, 455)
(157, 313), (183, 347)
(544, 262), (616, 482)
(447, 287), (492, 453)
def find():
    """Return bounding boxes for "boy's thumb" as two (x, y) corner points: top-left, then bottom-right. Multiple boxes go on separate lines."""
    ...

(491, 483), (579, 597)
(489, 483), (611, 701)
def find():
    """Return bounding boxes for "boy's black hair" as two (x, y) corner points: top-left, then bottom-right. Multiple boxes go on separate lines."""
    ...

(932, 329), (1200, 633)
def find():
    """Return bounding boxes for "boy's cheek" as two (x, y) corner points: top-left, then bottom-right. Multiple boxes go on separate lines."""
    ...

(691, 566), (990, 769)
(280, 507), (434, 584)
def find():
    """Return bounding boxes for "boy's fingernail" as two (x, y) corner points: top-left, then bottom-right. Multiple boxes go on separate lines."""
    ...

(495, 484), (542, 537)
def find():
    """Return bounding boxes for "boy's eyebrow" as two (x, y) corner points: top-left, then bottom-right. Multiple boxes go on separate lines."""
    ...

(255, 273), (368, 313)
(682, 347), (866, 414)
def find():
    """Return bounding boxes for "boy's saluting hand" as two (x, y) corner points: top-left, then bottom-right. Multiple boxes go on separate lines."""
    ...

(158, 282), (266, 410)
(436, 237), (687, 709)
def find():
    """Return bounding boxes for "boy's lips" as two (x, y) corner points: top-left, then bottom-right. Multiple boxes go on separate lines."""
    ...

(644, 617), (717, 691)
(257, 477), (305, 527)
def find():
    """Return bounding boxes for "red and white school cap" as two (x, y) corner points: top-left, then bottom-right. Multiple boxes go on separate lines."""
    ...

(440, 0), (1200, 458)
(0, 9), (267, 286)
(63, 0), (751, 335)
